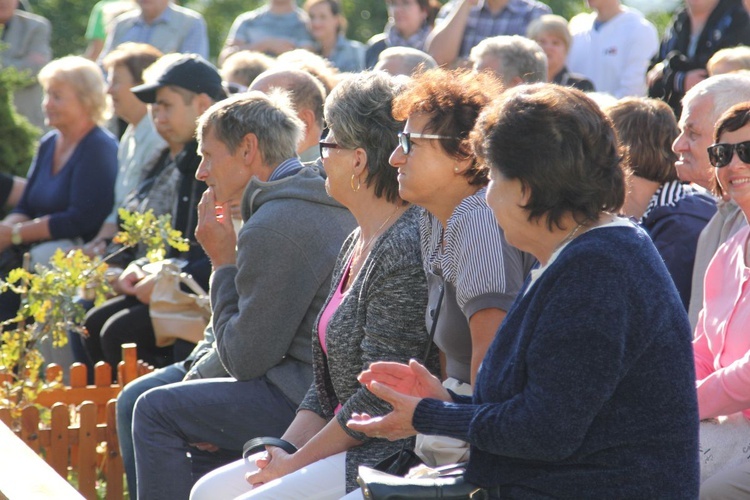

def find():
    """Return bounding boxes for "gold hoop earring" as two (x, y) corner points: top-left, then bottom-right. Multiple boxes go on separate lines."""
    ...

(351, 174), (361, 192)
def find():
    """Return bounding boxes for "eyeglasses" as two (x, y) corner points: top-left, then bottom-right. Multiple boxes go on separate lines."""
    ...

(707, 140), (750, 168)
(319, 141), (343, 159)
(398, 132), (457, 155)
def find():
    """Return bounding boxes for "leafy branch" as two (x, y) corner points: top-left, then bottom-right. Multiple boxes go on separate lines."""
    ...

(0, 209), (188, 422)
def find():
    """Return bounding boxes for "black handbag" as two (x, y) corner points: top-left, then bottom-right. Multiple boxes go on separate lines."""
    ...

(357, 464), (490, 499)
(369, 285), (445, 477)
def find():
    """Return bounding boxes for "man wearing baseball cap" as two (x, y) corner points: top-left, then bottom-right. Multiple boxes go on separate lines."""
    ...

(101, 53), (225, 498)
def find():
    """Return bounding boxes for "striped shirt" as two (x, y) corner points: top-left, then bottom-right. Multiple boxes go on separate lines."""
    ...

(437, 0), (551, 59)
(421, 187), (532, 313)
(420, 188), (534, 381)
(268, 157), (304, 182)
(640, 180), (693, 222)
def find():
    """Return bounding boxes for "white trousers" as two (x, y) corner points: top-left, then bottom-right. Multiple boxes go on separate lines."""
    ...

(190, 451), (364, 500)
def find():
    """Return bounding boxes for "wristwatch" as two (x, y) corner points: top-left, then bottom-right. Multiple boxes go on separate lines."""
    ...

(10, 224), (23, 246)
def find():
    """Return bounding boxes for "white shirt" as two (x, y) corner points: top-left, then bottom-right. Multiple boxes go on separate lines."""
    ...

(567, 7), (658, 98)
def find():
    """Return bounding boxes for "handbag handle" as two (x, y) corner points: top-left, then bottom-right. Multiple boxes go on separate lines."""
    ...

(242, 437), (298, 458)
(177, 271), (207, 296)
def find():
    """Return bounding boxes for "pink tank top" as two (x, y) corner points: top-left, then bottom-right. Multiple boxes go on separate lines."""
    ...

(317, 258), (352, 414)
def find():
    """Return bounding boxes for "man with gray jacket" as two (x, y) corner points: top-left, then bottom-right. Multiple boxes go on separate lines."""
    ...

(124, 91), (354, 499)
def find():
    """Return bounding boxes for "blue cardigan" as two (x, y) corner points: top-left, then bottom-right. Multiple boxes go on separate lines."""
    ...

(413, 224), (700, 498)
(14, 126), (117, 242)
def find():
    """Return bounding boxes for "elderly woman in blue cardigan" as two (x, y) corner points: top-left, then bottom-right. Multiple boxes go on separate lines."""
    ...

(350, 84), (700, 498)
(191, 71), (434, 499)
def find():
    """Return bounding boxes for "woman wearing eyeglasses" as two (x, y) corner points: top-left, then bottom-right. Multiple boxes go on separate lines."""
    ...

(694, 102), (750, 497)
(350, 84), (699, 499)
(388, 68), (534, 467)
(191, 72), (435, 499)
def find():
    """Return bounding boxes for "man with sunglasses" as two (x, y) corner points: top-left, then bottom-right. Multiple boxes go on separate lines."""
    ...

(672, 72), (750, 329)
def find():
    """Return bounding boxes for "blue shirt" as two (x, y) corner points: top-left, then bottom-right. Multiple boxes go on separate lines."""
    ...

(14, 127), (118, 242)
(101, 4), (209, 61)
(437, 0), (551, 59)
(268, 157), (304, 182)
(225, 5), (313, 51)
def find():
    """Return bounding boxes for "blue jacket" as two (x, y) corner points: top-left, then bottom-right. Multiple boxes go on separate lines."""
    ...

(641, 183), (716, 311)
(414, 224), (700, 498)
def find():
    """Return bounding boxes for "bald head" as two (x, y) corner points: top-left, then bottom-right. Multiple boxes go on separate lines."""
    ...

(250, 68), (326, 129)
(250, 68), (327, 156)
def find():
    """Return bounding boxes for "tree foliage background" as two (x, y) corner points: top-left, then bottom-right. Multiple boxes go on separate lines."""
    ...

(32, 0), (675, 63)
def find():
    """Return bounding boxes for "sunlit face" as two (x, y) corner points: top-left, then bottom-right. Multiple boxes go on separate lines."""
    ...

(536, 33), (567, 77)
(196, 126), (252, 204)
(673, 94), (715, 189)
(150, 86), (201, 150)
(387, 0), (427, 39)
(389, 113), (462, 211)
(43, 79), (89, 130)
(485, 166), (530, 254)
(715, 124), (750, 211)
(106, 65), (145, 124)
(0, 0), (19, 24)
(308, 2), (339, 42)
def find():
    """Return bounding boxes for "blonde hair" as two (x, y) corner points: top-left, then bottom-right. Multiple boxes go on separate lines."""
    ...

(38, 56), (110, 125)
(707, 46), (750, 76)
(526, 14), (572, 52)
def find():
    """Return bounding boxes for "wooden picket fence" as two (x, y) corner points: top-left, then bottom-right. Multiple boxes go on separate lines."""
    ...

(0, 344), (153, 500)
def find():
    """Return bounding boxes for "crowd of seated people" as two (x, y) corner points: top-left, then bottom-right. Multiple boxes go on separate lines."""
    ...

(5, 0), (750, 498)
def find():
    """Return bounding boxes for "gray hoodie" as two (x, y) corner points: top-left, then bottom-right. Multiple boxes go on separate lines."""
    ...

(207, 163), (355, 405)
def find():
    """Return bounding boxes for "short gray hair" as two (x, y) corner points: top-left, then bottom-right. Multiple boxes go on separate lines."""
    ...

(470, 35), (547, 84)
(682, 73), (750, 127)
(324, 71), (406, 203)
(374, 47), (438, 76)
(197, 91), (304, 167)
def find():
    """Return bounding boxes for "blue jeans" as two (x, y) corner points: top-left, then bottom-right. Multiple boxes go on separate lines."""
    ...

(117, 363), (187, 499)
(133, 376), (298, 500)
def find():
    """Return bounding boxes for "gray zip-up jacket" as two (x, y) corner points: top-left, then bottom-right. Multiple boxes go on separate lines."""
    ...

(209, 163), (355, 405)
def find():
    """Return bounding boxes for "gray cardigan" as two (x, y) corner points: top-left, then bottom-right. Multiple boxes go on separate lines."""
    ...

(299, 205), (435, 492)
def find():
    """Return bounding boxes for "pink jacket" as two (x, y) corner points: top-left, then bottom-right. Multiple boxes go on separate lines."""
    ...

(694, 224), (750, 419)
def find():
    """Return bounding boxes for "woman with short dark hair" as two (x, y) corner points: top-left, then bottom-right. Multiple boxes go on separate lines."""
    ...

(365, 0), (440, 68)
(350, 84), (700, 498)
(607, 97), (716, 310)
(304, 0), (365, 72)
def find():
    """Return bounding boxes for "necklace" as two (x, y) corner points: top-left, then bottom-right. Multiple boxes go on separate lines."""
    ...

(347, 205), (403, 286)
(554, 221), (585, 253)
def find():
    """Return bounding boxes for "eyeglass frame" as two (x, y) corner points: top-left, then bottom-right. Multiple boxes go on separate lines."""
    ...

(319, 141), (344, 159)
(398, 132), (458, 155)
(707, 140), (750, 168)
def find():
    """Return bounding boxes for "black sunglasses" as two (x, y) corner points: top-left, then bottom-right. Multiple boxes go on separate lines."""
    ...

(707, 140), (750, 168)
(398, 132), (457, 155)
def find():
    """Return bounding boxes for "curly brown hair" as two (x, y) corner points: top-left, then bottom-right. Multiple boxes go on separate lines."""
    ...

(392, 68), (503, 186)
